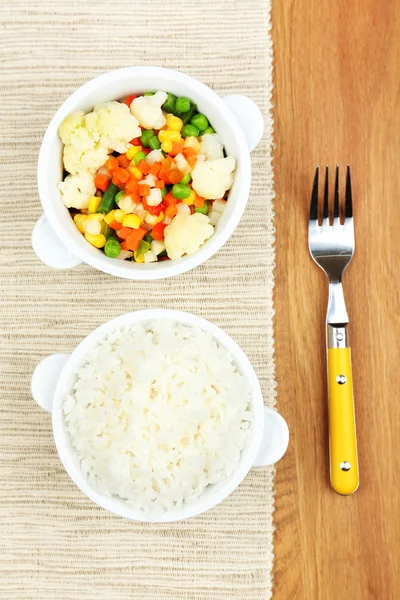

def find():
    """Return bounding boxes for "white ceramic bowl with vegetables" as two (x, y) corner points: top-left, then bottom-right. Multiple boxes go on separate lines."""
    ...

(33, 66), (264, 279)
(31, 309), (288, 522)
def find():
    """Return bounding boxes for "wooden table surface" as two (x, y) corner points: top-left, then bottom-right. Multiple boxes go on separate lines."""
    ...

(272, 1), (400, 598)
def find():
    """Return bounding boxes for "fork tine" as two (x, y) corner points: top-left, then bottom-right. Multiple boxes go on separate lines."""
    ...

(310, 166), (319, 221)
(345, 165), (353, 219)
(334, 165), (339, 219)
(323, 166), (329, 220)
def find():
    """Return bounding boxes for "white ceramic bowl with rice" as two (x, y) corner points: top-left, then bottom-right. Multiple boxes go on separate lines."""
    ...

(31, 310), (288, 522)
(32, 66), (264, 279)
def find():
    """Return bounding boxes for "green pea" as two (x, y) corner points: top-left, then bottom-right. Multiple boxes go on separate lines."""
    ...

(175, 97), (191, 113)
(104, 237), (121, 258)
(143, 92), (154, 96)
(201, 126), (216, 135)
(190, 113), (209, 132)
(181, 124), (199, 138)
(194, 201), (209, 215)
(140, 129), (155, 147)
(180, 173), (191, 185)
(115, 191), (125, 203)
(148, 136), (161, 150)
(172, 183), (191, 200)
(161, 186), (168, 198)
(133, 151), (147, 166)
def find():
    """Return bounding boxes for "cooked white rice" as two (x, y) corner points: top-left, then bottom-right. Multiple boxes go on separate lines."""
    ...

(63, 320), (252, 513)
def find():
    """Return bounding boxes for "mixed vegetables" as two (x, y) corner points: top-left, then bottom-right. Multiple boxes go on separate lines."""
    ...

(58, 91), (235, 262)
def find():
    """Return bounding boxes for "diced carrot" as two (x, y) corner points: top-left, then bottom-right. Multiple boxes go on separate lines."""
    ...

(183, 147), (197, 158)
(138, 160), (151, 175)
(151, 222), (167, 241)
(130, 137), (141, 146)
(149, 161), (162, 176)
(125, 178), (139, 193)
(170, 141), (184, 156)
(94, 173), (110, 192)
(194, 195), (205, 208)
(114, 167), (130, 183)
(165, 204), (178, 218)
(155, 179), (165, 190)
(167, 169), (183, 185)
(123, 94), (136, 107)
(120, 240), (128, 250)
(125, 227), (147, 251)
(162, 192), (178, 206)
(118, 154), (130, 168)
(142, 197), (163, 215)
(106, 157), (119, 174)
(117, 226), (133, 240)
(186, 155), (197, 168)
(138, 183), (151, 197)
(162, 156), (174, 169)
(109, 220), (123, 230)
(158, 168), (171, 184)
(130, 192), (141, 204)
(112, 176), (125, 189)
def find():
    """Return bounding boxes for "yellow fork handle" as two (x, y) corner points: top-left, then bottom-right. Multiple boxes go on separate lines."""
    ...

(327, 347), (359, 495)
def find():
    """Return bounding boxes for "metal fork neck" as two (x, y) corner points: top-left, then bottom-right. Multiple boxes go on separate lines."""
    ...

(327, 280), (349, 325)
(327, 324), (349, 348)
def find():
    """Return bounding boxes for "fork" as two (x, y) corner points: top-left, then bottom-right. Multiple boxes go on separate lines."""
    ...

(308, 165), (359, 495)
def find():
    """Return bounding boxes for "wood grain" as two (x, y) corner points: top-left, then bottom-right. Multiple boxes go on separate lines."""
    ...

(272, 1), (400, 598)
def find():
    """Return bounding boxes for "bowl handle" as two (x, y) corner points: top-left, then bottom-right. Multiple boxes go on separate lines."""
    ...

(31, 353), (71, 412)
(252, 406), (289, 467)
(32, 214), (83, 269)
(221, 95), (264, 152)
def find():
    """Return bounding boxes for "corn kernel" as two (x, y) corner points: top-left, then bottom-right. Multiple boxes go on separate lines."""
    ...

(168, 130), (182, 142)
(104, 210), (116, 225)
(126, 145), (142, 160)
(158, 130), (170, 142)
(114, 209), (126, 223)
(133, 251), (144, 263)
(73, 213), (86, 234)
(128, 166), (143, 180)
(181, 189), (196, 206)
(161, 140), (173, 153)
(166, 115), (183, 131)
(145, 211), (164, 225)
(122, 214), (141, 229)
(87, 195), (102, 214)
(86, 213), (104, 222)
(84, 233), (106, 248)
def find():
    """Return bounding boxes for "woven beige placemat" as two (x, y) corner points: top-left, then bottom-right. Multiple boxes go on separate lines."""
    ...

(0, 1), (275, 598)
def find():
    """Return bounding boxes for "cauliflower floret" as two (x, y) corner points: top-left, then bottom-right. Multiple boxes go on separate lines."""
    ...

(58, 171), (95, 209)
(164, 213), (214, 260)
(85, 101), (141, 154)
(63, 143), (109, 175)
(191, 156), (236, 199)
(58, 111), (86, 145)
(130, 91), (168, 130)
(198, 133), (224, 161)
